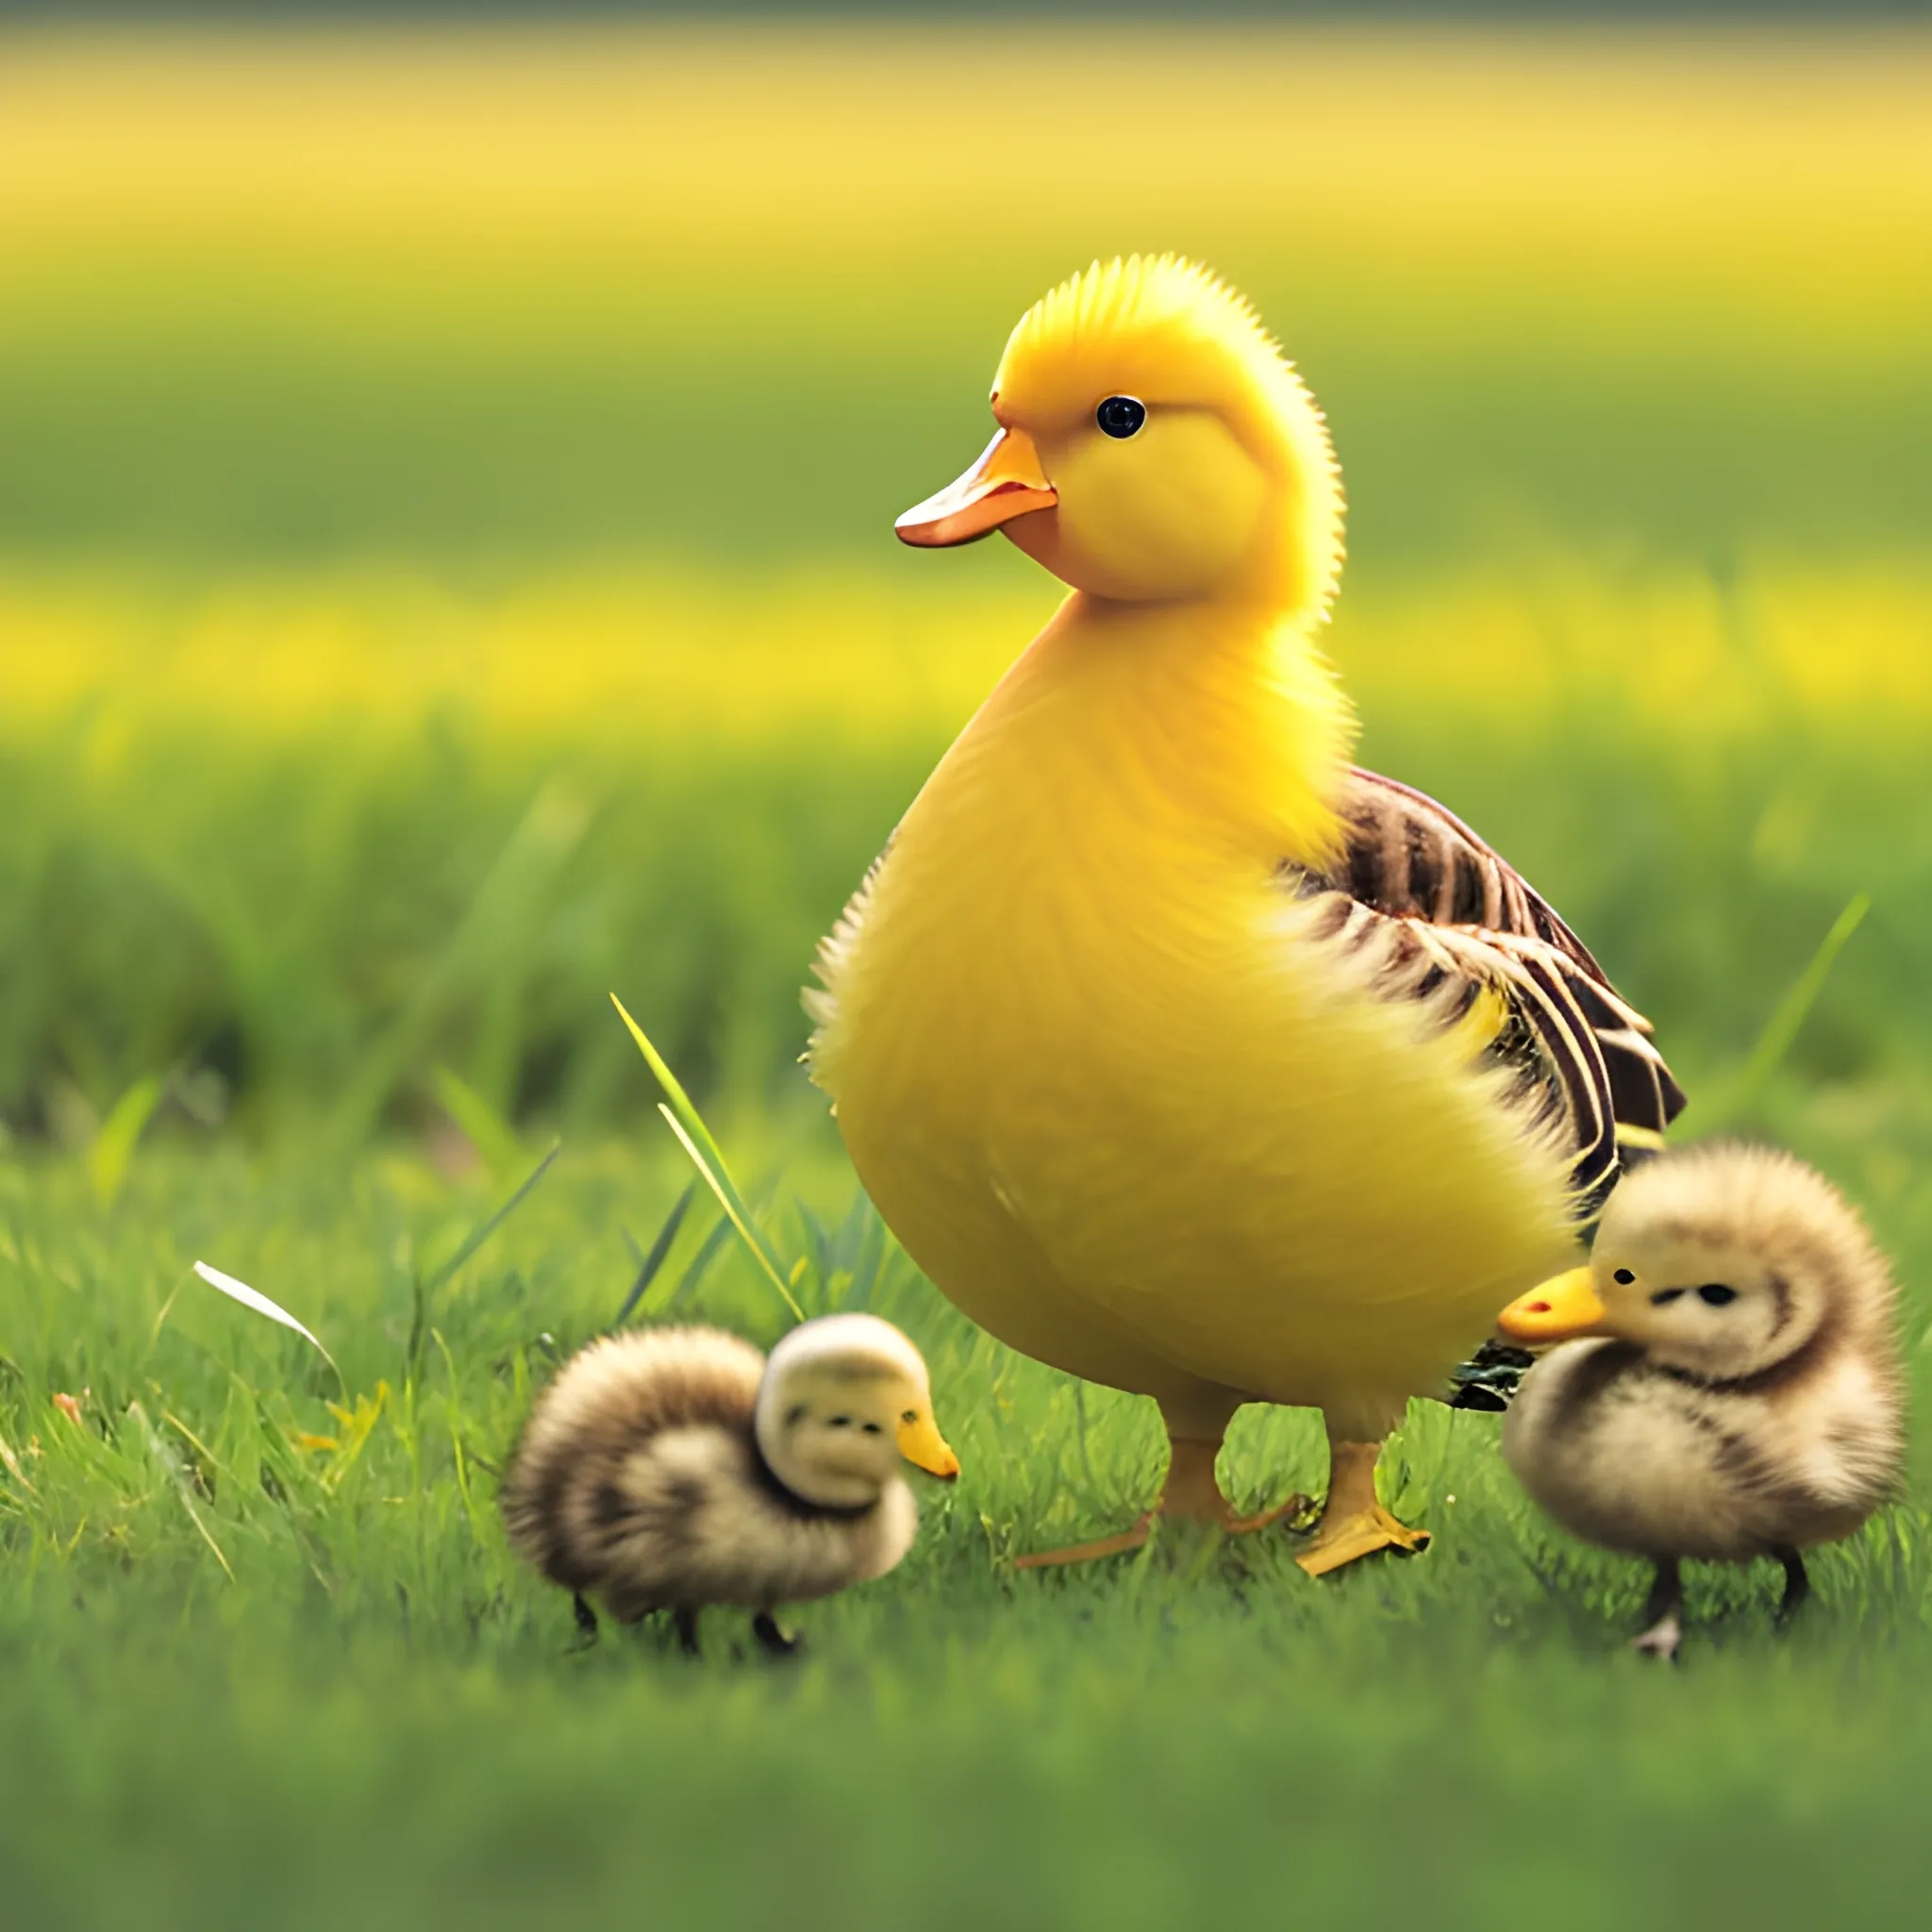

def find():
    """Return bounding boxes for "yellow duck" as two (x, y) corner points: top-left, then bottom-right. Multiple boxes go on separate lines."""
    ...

(807, 256), (1684, 1574)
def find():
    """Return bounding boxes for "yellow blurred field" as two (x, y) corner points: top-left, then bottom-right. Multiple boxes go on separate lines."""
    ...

(5, 27), (1930, 343)
(6, 558), (1932, 749)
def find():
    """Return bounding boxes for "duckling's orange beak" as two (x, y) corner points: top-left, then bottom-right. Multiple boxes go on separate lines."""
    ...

(1497, 1266), (1608, 1343)
(895, 426), (1057, 547)
(895, 1411), (960, 1481)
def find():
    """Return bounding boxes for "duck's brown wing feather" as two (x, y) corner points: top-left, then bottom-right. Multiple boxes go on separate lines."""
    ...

(1291, 766), (1686, 1220)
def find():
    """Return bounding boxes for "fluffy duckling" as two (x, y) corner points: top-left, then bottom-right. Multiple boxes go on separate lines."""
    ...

(501, 1314), (959, 1656)
(808, 254), (1683, 1574)
(1498, 1142), (1903, 1660)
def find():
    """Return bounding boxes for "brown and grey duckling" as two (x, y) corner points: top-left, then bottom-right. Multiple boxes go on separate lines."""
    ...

(501, 1313), (959, 1656)
(1496, 1142), (1903, 1662)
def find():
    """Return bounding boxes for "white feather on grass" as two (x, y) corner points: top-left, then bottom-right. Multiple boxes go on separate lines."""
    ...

(192, 1260), (340, 1378)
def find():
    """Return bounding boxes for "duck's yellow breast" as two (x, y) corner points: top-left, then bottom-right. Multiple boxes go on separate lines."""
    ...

(809, 597), (1576, 1430)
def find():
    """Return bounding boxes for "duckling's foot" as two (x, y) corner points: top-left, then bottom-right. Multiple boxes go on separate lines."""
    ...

(752, 1610), (803, 1657)
(673, 1606), (703, 1657)
(1774, 1546), (1810, 1627)
(1293, 1440), (1430, 1577)
(571, 1592), (600, 1647)
(1631, 1557), (1684, 1663)
(1013, 1512), (1153, 1571)
(1632, 1613), (1683, 1663)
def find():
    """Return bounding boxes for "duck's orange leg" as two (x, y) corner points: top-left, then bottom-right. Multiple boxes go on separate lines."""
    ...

(1015, 1430), (1310, 1571)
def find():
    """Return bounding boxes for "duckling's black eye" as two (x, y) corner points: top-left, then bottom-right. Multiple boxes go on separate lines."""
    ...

(828, 1415), (852, 1428)
(1650, 1288), (1684, 1306)
(860, 1422), (883, 1435)
(1697, 1283), (1738, 1307)
(1613, 1269), (1636, 1286)
(1096, 395), (1146, 440)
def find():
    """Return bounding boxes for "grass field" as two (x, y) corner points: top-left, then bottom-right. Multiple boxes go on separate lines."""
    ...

(4, 23), (1932, 1927)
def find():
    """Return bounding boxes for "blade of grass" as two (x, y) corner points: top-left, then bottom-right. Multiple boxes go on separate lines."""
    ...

(609, 992), (803, 1322)
(89, 1073), (164, 1209)
(128, 1400), (234, 1584)
(192, 1260), (341, 1384)
(421, 1140), (562, 1299)
(659, 1213), (734, 1319)
(655, 1107), (805, 1322)
(795, 1201), (834, 1303)
(331, 780), (591, 1149)
(1697, 891), (1872, 1132)
(613, 1182), (696, 1327)
(430, 1065), (525, 1182)
(408, 1139), (562, 1370)
(429, 1328), (484, 1533)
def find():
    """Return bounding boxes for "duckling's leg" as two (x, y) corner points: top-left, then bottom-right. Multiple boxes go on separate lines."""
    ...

(1631, 1557), (1683, 1662)
(673, 1606), (703, 1657)
(752, 1610), (803, 1657)
(1773, 1547), (1810, 1627)
(571, 1592), (600, 1645)
(1293, 1426), (1431, 1577)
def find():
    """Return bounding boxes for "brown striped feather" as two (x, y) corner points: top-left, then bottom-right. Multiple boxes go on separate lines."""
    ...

(1291, 767), (1687, 1220)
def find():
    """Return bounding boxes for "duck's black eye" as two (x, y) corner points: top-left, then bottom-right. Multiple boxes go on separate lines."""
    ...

(860, 1422), (883, 1435)
(828, 1415), (852, 1428)
(1095, 394), (1146, 440)
(1613, 1269), (1636, 1286)
(1650, 1288), (1684, 1306)
(1697, 1283), (1738, 1307)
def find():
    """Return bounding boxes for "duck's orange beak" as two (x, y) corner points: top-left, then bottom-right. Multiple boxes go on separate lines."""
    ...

(895, 426), (1057, 547)
(895, 1411), (960, 1481)
(1497, 1266), (1608, 1343)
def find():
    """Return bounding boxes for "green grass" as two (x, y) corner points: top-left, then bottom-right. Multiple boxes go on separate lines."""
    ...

(4, 1116), (1932, 1929)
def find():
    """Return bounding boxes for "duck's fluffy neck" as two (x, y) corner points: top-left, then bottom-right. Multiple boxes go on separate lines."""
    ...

(963, 587), (1355, 871)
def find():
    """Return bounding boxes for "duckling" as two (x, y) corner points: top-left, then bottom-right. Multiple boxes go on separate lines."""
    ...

(1498, 1142), (1903, 1660)
(500, 1313), (959, 1656)
(808, 254), (1683, 1574)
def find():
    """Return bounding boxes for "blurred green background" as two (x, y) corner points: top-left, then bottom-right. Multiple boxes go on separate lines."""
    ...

(3, 16), (1932, 1929)
(3, 19), (1928, 1150)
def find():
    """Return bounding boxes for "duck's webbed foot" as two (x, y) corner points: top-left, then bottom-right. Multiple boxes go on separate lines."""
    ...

(1013, 1511), (1154, 1571)
(1013, 1399), (1315, 1572)
(1632, 1557), (1684, 1662)
(1014, 1426), (1283, 1570)
(1294, 1438), (1430, 1577)
(1774, 1546), (1810, 1628)
(1224, 1492), (1316, 1537)
(1013, 1421), (1328, 1571)
(752, 1610), (803, 1657)
(1014, 1429), (1210, 1569)
(673, 1606), (703, 1657)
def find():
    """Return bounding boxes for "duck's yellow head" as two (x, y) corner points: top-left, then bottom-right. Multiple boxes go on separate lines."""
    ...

(898, 255), (1342, 613)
